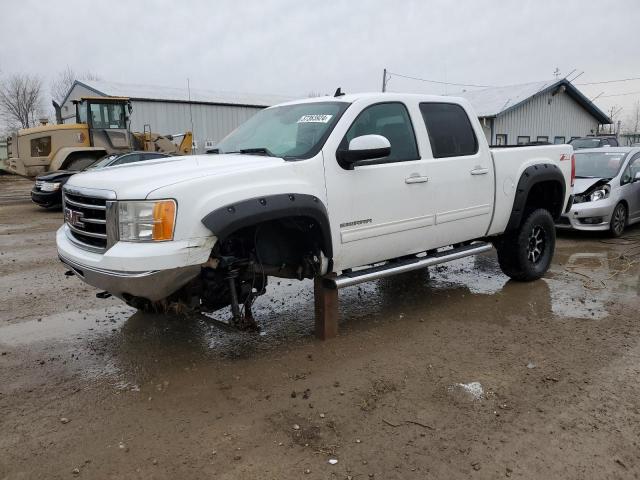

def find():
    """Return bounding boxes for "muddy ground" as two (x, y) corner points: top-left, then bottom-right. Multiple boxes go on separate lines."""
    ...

(1, 174), (640, 479)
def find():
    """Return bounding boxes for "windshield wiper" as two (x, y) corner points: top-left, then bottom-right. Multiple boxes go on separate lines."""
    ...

(239, 147), (275, 156)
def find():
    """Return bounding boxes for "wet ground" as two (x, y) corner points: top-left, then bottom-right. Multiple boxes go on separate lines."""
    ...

(1, 174), (640, 479)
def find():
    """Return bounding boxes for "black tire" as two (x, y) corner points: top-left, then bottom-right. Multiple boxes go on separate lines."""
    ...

(609, 202), (627, 238)
(496, 208), (555, 281)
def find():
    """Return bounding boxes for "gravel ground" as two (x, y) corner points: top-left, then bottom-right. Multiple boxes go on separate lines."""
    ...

(1, 174), (639, 479)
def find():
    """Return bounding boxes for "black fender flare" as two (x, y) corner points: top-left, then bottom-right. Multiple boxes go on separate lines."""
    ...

(506, 163), (566, 231)
(201, 193), (333, 257)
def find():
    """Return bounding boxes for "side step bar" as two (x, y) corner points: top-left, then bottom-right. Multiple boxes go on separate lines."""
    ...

(324, 242), (493, 289)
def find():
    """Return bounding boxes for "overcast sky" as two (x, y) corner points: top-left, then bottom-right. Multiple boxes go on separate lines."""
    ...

(2, 0), (639, 124)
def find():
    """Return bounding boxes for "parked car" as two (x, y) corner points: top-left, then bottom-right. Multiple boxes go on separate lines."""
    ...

(31, 151), (171, 209)
(568, 136), (619, 149)
(556, 147), (640, 236)
(57, 92), (572, 329)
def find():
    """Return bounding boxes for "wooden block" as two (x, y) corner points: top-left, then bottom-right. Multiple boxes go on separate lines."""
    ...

(314, 276), (339, 340)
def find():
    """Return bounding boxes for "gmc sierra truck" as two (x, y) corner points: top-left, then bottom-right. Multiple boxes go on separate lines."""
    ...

(57, 92), (574, 329)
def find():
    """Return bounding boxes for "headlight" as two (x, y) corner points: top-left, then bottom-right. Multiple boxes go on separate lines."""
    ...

(589, 185), (610, 202)
(41, 182), (61, 192)
(118, 200), (176, 242)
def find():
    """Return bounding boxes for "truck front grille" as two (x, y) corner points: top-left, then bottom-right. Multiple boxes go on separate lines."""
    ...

(63, 191), (109, 251)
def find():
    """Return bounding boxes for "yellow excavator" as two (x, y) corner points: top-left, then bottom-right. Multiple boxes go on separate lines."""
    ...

(6, 96), (192, 177)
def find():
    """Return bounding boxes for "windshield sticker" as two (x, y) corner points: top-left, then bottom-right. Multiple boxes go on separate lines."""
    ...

(297, 114), (333, 124)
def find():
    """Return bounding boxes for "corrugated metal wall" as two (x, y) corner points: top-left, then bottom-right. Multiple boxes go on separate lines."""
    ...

(493, 90), (599, 144)
(129, 101), (264, 153)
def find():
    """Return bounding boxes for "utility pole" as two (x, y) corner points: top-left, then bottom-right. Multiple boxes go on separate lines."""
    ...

(382, 68), (387, 92)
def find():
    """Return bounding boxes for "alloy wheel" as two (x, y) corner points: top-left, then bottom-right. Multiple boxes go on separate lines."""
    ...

(612, 205), (626, 236)
(527, 225), (546, 263)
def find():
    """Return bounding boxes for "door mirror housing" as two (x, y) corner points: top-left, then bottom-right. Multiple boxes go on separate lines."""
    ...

(337, 134), (391, 167)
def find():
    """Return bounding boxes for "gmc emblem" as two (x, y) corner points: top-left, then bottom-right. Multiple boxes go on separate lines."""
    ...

(65, 208), (85, 228)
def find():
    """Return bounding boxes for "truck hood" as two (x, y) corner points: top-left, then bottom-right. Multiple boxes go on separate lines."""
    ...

(65, 154), (285, 198)
(573, 177), (609, 194)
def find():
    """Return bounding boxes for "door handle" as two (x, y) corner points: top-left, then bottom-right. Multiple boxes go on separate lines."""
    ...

(405, 174), (430, 184)
(470, 167), (489, 175)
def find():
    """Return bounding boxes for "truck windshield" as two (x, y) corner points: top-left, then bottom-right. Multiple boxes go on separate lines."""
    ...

(574, 151), (626, 179)
(215, 101), (349, 159)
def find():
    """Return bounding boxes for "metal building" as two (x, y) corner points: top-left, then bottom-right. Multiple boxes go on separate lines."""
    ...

(461, 79), (611, 145)
(59, 80), (291, 153)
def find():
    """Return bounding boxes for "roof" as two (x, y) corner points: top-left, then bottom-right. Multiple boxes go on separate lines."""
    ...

(64, 80), (292, 108)
(459, 79), (611, 124)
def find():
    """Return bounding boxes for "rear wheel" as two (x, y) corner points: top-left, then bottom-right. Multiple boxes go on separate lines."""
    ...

(496, 208), (555, 281)
(609, 203), (627, 238)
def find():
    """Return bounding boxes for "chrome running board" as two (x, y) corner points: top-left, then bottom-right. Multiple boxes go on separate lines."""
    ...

(325, 242), (493, 289)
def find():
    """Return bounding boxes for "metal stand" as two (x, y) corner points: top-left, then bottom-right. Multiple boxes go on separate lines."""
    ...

(314, 276), (339, 340)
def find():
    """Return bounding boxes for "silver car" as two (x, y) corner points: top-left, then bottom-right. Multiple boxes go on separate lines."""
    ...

(556, 147), (640, 236)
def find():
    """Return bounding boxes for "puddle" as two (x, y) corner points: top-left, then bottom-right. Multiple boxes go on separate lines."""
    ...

(0, 305), (133, 346)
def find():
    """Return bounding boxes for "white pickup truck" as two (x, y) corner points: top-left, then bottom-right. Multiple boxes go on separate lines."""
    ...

(57, 92), (574, 328)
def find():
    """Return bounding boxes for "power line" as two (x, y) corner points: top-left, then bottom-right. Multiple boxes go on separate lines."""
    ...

(576, 76), (640, 86)
(387, 71), (495, 89)
(599, 90), (640, 98)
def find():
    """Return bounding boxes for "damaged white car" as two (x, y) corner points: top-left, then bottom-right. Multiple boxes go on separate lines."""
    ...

(557, 147), (640, 236)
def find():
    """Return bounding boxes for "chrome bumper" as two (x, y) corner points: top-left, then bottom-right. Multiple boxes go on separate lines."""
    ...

(59, 254), (200, 302)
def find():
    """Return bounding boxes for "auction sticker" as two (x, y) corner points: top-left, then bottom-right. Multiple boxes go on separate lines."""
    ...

(297, 114), (333, 123)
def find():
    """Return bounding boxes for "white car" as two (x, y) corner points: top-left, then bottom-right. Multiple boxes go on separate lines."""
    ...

(556, 147), (640, 236)
(57, 92), (573, 328)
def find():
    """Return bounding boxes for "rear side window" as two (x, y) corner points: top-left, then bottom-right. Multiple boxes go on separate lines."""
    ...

(342, 102), (419, 162)
(419, 103), (478, 158)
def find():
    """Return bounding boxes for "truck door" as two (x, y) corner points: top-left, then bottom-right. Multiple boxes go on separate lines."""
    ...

(323, 101), (435, 270)
(418, 102), (494, 246)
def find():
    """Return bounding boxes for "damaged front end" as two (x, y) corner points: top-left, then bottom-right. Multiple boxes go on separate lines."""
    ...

(556, 178), (614, 231)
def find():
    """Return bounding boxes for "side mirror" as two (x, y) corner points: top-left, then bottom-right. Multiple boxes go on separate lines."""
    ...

(337, 134), (391, 167)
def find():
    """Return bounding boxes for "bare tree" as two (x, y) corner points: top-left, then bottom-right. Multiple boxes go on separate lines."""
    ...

(51, 66), (101, 104)
(0, 73), (44, 129)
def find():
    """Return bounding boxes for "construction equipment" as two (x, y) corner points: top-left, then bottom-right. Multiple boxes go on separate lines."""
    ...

(6, 97), (192, 177)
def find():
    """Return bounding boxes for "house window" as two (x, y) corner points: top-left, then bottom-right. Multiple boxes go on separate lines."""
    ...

(495, 134), (507, 146)
(554, 136), (566, 144)
(537, 136), (549, 143)
(517, 136), (530, 145)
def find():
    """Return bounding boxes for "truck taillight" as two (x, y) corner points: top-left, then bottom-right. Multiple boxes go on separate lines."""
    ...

(571, 153), (576, 187)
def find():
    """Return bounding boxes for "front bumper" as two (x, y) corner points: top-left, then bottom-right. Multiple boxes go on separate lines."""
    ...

(31, 188), (62, 208)
(56, 225), (216, 301)
(555, 197), (615, 231)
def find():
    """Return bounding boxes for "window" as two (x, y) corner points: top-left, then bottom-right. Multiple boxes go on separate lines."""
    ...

(30, 136), (51, 157)
(517, 136), (530, 145)
(112, 154), (142, 166)
(419, 103), (477, 158)
(495, 134), (507, 146)
(89, 102), (127, 129)
(622, 153), (640, 184)
(537, 136), (549, 143)
(342, 102), (419, 162)
(554, 136), (566, 144)
(217, 101), (349, 160)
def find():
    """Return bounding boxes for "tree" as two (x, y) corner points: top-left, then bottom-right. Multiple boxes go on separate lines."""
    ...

(0, 73), (44, 129)
(51, 66), (100, 104)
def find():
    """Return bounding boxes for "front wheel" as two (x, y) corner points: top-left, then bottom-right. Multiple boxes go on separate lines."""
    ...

(609, 202), (627, 238)
(496, 208), (556, 281)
